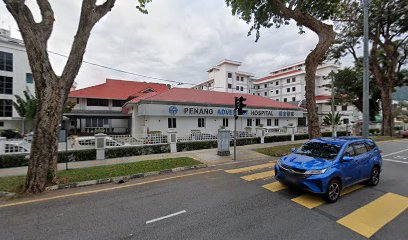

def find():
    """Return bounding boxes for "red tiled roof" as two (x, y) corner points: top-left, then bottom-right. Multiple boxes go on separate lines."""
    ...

(127, 88), (303, 110)
(255, 69), (302, 83)
(315, 95), (331, 101)
(69, 79), (169, 100)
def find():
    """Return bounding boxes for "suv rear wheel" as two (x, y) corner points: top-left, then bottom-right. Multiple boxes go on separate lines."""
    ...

(324, 179), (341, 203)
(366, 166), (380, 186)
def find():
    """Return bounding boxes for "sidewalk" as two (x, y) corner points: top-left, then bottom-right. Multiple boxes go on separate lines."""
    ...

(0, 140), (307, 177)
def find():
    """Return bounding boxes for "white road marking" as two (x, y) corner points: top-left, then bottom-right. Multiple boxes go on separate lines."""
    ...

(146, 210), (187, 224)
(383, 159), (408, 164)
(382, 148), (408, 157)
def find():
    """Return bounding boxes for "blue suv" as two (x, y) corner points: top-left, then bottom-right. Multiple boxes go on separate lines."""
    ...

(275, 138), (382, 203)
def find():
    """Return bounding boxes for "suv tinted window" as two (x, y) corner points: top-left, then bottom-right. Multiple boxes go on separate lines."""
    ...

(344, 145), (356, 157)
(353, 143), (368, 155)
(365, 141), (376, 151)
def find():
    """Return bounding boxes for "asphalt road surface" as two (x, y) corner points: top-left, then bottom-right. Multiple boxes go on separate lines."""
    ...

(1, 140), (407, 240)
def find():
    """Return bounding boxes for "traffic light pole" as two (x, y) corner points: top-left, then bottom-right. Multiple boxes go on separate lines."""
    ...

(234, 114), (237, 161)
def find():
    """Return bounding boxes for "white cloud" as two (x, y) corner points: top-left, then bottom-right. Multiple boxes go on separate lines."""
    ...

(0, 0), (349, 89)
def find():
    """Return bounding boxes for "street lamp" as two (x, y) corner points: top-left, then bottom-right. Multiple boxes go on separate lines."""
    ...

(362, 0), (370, 138)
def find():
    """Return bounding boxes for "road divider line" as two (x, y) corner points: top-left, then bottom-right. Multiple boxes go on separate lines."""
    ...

(146, 210), (186, 224)
(292, 184), (364, 209)
(337, 192), (408, 238)
(0, 169), (222, 209)
(382, 148), (408, 157)
(262, 181), (287, 192)
(240, 171), (275, 181)
(225, 163), (275, 174)
(383, 159), (408, 164)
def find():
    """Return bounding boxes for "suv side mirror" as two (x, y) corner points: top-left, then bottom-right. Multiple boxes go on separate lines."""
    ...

(291, 148), (297, 153)
(342, 156), (354, 162)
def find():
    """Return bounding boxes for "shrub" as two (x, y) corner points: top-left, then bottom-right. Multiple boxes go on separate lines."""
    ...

(233, 137), (261, 146)
(264, 135), (292, 143)
(0, 154), (29, 168)
(58, 149), (96, 163)
(106, 144), (170, 158)
(1, 129), (22, 139)
(294, 134), (309, 140)
(177, 141), (217, 152)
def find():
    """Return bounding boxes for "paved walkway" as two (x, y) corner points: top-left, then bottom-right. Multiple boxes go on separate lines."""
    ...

(0, 140), (307, 177)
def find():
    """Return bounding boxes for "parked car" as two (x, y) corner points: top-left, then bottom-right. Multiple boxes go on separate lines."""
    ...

(275, 137), (382, 203)
(402, 130), (408, 138)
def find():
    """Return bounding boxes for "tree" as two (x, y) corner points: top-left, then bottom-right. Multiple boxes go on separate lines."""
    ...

(330, 0), (408, 136)
(226, 0), (342, 138)
(323, 112), (342, 136)
(325, 67), (381, 121)
(3, 0), (149, 193)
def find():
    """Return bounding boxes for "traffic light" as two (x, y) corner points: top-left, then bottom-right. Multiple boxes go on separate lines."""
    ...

(234, 96), (247, 115)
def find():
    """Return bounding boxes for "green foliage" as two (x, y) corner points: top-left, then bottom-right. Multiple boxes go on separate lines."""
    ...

(177, 141), (218, 152)
(105, 145), (170, 158)
(0, 129), (22, 139)
(264, 135), (292, 143)
(136, 0), (152, 14)
(323, 112), (342, 126)
(13, 89), (37, 120)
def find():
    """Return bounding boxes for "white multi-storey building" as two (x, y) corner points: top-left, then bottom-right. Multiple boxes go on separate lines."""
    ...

(192, 59), (255, 94)
(251, 61), (361, 126)
(0, 28), (35, 132)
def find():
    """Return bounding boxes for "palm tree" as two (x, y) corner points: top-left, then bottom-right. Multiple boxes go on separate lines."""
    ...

(323, 112), (342, 137)
(13, 89), (37, 133)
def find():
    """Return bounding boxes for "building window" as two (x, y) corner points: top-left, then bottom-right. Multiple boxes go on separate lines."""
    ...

(240, 86), (244, 91)
(241, 77), (244, 81)
(291, 97), (295, 102)
(76, 98), (79, 104)
(247, 119), (252, 126)
(267, 119), (272, 126)
(236, 76), (239, 81)
(257, 85), (260, 89)
(334, 106), (337, 111)
(342, 105), (348, 111)
(112, 100), (126, 107)
(198, 118), (205, 128)
(275, 81), (279, 85)
(264, 84), (267, 88)
(236, 86), (239, 91)
(343, 118), (349, 124)
(85, 118), (107, 128)
(292, 77), (296, 82)
(284, 98), (287, 102)
(274, 119), (279, 126)
(292, 87), (296, 92)
(298, 117), (306, 126)
(275, 90), (279, 94)
(255, 118), (261, 126)
(276, 99), (279, 101)
(223, 118), (229, 127)
(0, 100), (12, 117)
(168, 118), (176, 128)
(26, 73), (33, 83)
(286, 88), (290, 93)
(0, 121), (3, 127)
(228, 73), (232, 78)
(286, 79), (290, 83)
(87, 98), (109, 106)
(257, 93), (260, 96)
(264, 92), (267, 96)
(0, 76), (13, 94)
(0, 51), (13, 72)
(228, 84), (232, 89)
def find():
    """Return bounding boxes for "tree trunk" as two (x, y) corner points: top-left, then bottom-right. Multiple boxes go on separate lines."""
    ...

(25, 81), (65, 193)
(380, 86), (393, 136)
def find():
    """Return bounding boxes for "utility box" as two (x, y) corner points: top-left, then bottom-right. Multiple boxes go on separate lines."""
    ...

(217, 129), (231, 156)
(95, 133), (107, 160)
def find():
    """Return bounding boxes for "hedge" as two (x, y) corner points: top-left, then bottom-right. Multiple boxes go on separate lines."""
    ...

(177, 140), (218, 152)
(264, 135), (292, 143)
(0, 149), (97, 169)
(105, 144), (170, 158)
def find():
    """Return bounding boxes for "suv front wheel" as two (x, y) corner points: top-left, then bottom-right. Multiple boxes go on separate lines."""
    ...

(324, 179), (341, 203)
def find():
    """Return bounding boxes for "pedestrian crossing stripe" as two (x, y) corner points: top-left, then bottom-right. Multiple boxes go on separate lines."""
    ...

(240, 171), (275, 181)
(337, 192), (408, 238)
(262, 181), (287, 192)
(291, 184), (364, 209)
(225, 163), (275, 174)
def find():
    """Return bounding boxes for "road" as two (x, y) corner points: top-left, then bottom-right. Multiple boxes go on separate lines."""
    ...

(1, 140), (408, 240)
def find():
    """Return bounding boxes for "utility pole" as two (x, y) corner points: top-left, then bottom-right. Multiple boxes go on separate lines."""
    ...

(331, 71), (336, 138)
(362, 0), (370, 138)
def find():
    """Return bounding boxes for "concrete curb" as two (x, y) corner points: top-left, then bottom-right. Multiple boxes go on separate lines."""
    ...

(45, 164), (207, 191)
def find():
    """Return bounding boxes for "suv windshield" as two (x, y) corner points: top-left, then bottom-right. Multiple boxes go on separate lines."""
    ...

(296, 142), (341, 160)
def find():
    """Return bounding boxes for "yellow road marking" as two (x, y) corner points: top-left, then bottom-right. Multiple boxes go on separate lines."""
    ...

(337, 193), (408, 238)
(0, 169), (222, 209)
(225, 163), (275, 174)
(262, 181), (287, 192)
(240, 171), (275, 181)
(292, 184), (364, 209)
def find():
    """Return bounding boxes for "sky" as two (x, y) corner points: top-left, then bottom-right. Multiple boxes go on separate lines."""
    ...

(0, 0), (352, 89)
